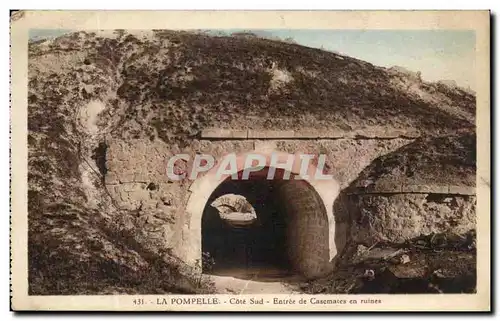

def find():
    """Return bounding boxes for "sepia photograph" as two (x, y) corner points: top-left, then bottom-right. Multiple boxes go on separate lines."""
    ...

(10, 10), (490, 311)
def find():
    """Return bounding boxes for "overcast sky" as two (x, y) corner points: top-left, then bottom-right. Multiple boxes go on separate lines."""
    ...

(30, 29), (475, 90)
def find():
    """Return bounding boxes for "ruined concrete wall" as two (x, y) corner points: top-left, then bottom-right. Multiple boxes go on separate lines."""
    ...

(276, 180), (331, 279)
(347, 193), (476, 245)
(104, 136), (414, 262)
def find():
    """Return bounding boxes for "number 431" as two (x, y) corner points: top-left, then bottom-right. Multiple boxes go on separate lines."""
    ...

(133, 298), (145, 305)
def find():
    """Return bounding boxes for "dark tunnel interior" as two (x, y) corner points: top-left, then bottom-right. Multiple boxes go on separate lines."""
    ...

(201, 169), (291, 276)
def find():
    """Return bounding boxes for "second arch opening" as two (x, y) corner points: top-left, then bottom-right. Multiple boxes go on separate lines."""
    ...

(201, 167), (331, 281)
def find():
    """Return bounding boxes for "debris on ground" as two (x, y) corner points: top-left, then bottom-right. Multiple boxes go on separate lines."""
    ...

(301, 230), (476, 294)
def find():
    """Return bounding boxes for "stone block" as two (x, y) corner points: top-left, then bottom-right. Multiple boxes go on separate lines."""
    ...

(317, 129), (345, 138)
(105, 185), (120, 199)
(293, 129), (320, 139)
(401, 129), (421, 138)
(426, 185), (450, 194)
(384, 129), (406, 137)
(449, 185), (475, 195)
(116, 151), (128, 161)
(342, 132), (357, 139)
(372, 180), (402, 193)
(253, 140), (277, 152)
(128, 188), (151, 201)
(105, 171), (119, 185)
(201, 128), (247, 139)
(111, 185), (121, 194)
(122, 182), (145, 192)
(119, 190), (130, 202)
(133, 172), (149, 183)
(119, 172), (135, 183)
(352, 128), (379, 138)
(402, 184), (447, 194)
(248, 130), (294, 139)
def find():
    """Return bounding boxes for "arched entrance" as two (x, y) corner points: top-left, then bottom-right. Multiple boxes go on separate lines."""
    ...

(183, 151), (340, 279)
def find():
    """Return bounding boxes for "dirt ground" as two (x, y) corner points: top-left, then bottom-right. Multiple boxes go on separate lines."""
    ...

(207, 266), (305, 294)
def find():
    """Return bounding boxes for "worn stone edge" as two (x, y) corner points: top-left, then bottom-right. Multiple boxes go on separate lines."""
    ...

(200, 128), (421, 140)
(346, 185), (476, 195)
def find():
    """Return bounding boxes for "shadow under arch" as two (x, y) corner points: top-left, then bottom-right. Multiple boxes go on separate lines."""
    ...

(183, 151), (341, 279)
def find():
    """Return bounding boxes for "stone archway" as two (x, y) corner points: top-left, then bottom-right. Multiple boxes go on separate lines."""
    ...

(183, 151), (341, 279)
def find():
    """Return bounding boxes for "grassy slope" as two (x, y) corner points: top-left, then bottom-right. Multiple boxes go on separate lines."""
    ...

(28, 31), (214, 294)
(111, 31), (475, 145)
(33, 30), (475, 145)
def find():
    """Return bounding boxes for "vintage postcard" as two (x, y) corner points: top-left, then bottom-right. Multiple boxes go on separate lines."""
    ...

(10, 10), (490, 311)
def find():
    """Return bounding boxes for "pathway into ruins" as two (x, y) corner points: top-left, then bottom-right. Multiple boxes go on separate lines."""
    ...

(207, 266), (305, 294)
